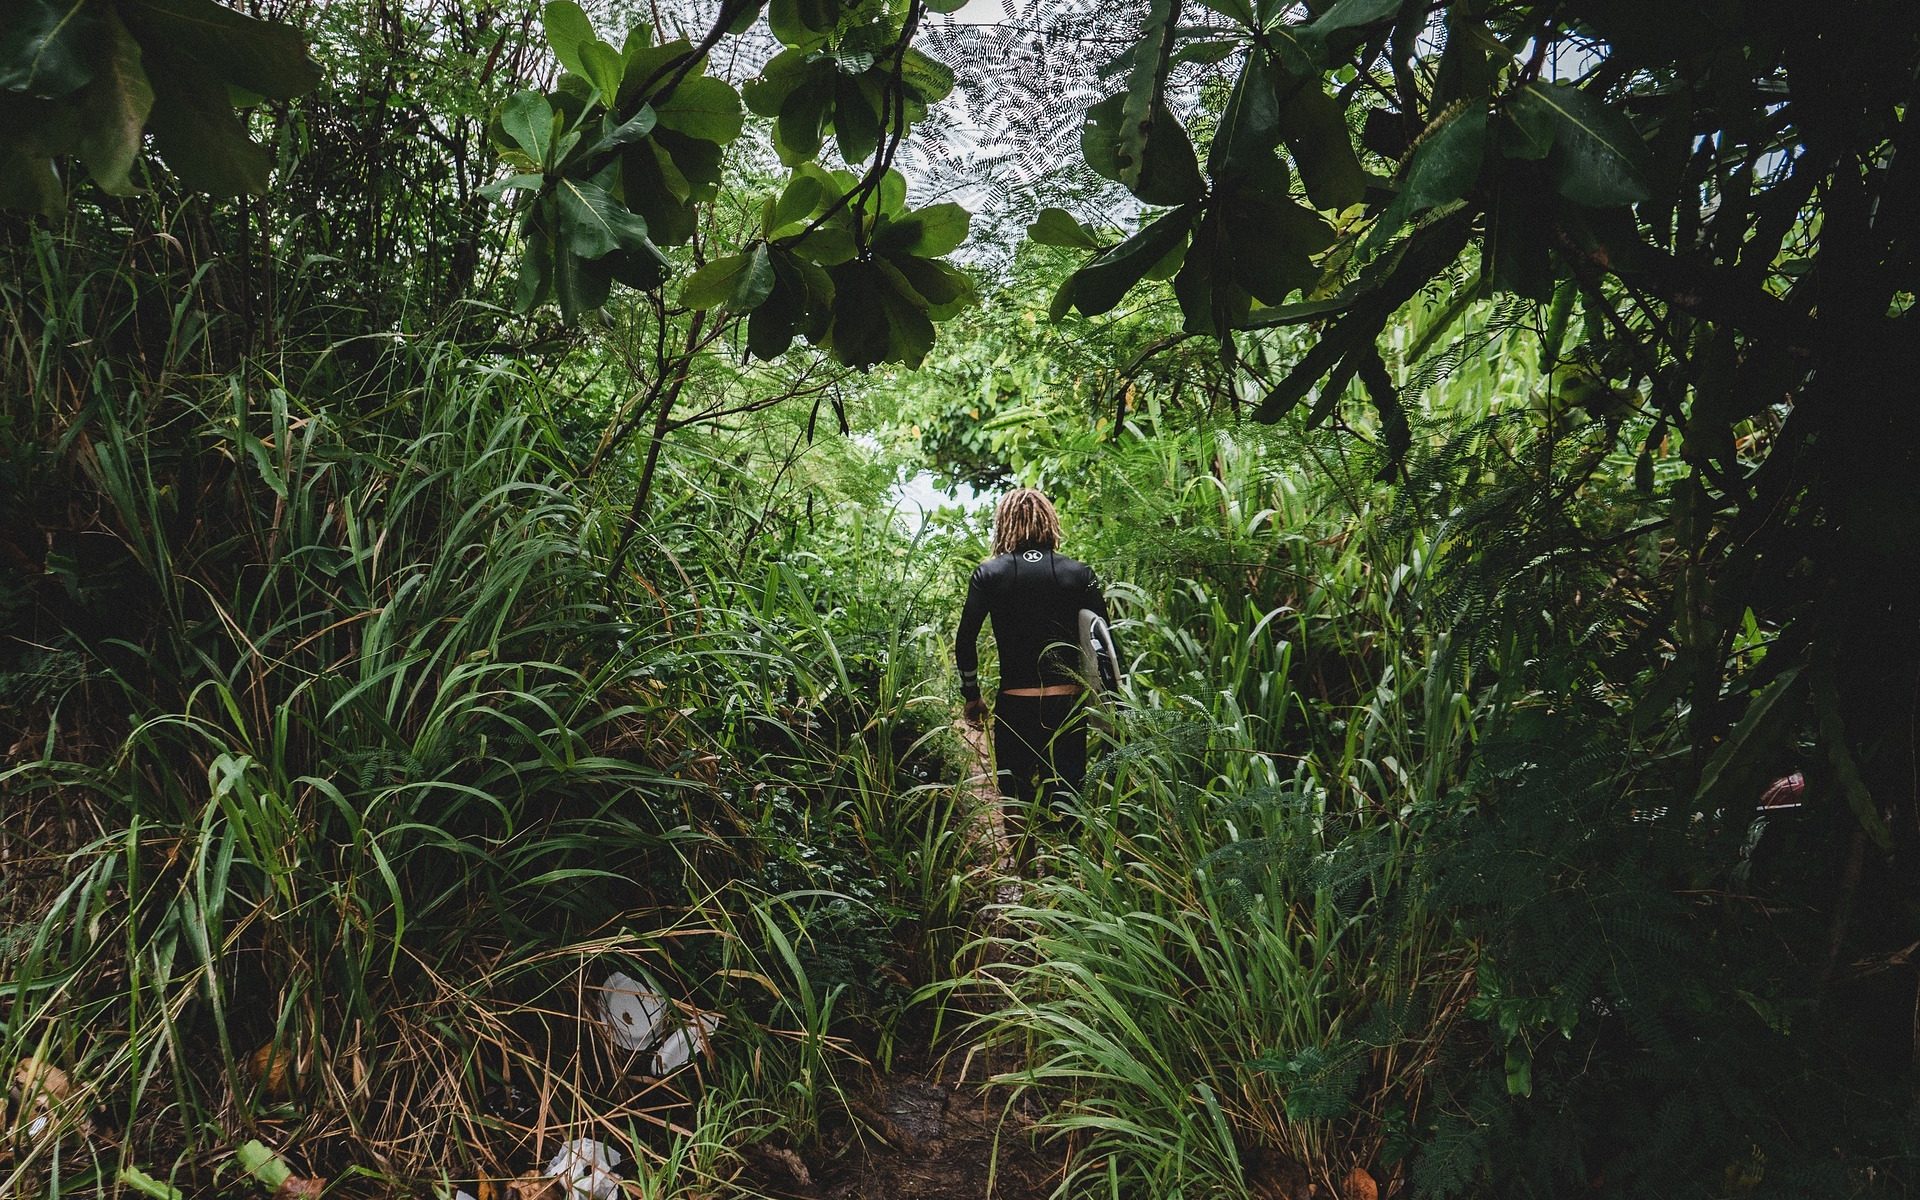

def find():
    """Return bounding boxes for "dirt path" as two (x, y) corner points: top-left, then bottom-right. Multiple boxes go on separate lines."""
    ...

(738, 723), (1068, 1200)
(788, 1056), (1062, 1200)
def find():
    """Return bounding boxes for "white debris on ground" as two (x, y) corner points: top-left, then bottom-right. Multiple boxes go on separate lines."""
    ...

(595, 972), (669, 1051)
(591, 971), (722, 1076)
(544, 1138), (624, 1200)
(650, 1010), (722, 1076)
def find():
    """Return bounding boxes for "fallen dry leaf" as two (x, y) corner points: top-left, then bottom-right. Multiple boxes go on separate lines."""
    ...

(506, 1173), (562, 1200)
(249, 1042), (294, 1098)
(13, 1058), (73, 1103)
(1344, 1165), (1378, 1200)
(10, 1057), (88, 1139)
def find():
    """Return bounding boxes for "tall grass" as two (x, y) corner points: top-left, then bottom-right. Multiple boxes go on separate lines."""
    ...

(956, 414), (1489, 1198)
(1, 225), (984, 1195)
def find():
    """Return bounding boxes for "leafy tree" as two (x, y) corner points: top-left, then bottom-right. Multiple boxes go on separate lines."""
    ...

(1044, 0), (1920, 963)
(0, 0), (321, 209)
(1006, 1), (1920, 1188)
(482, 0), (976, 371)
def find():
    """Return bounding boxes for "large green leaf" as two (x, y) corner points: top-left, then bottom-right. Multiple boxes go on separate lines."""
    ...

(598, 105), (657, 149)
(1267, 0), (1401, 71)
(552, 246), (613, 320)
(1501, 88), (1555, 161)
(616, 35), (695, 108)
(898, 47), (955, 107)
(1116, 0), (1180, 194)
(555, 176), (652, 258)
(1363, 101), (1486, 251)
(825, 259), (935, 369)
(0, 0), (100, 97)
(875, 202), (970, 257)
(774, 72), (832, 163)
(781, 249), (834, 329)
(1083, 94), (1206, 206)
(743, 48), (814, 117)
(768, 172), (822, 233)
(792, 221), (855, 265)
(1486, 182), (1554, 299)
(888, 254), (974, 316)
(620, 140), (696, 244)
(874, 166), (908, 214)
(1509, 81), (1650, 207)
(144, 61), (270, 195)
(1174, 38), (1243, 67)
(728, 243), (776, 310)
(1173, 208), (1229, 333)
(73, 10), (154, 196)
(1067, 204), (1198, 316)
(1401, 102), (1487, 211)
(1082, 93), (1136, 180)
(747, 285), (806, 359)
(682, 250), (768, 309)
(747, 247), (833, 358)
(1224, 192), (1333, 303)
(514, 223), (554, 311)
(833, 73), (880, 164)
(1305, 0), (1403, 37)
(1191, 0), (1255, 26)
(578, 39), (625, 106)
(657, 129), (723, 200)
(1275, 74), (1366, 210)
(871, 260), (939, 366)
(478, 170), (545, 201)
(122, 0), (320, 99)
(1210, 47), (1282, 179)
(1028, 207), (1101, 249)
(606, 243), (670, 290)
(499, 91), (557, 167)
(654, 75), (744, 143)
(542, 1), (598, 79)
(767, 0), (834, 49)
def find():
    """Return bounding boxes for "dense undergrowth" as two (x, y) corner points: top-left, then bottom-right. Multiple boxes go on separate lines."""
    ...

(0, 214), (984, 1194)
(5, 6), (1918, 1197)
(8, 203), (1919, 1198)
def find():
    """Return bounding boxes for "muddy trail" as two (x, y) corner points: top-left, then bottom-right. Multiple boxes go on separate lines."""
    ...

(742, 1049), (1062, 1200)
(739, 720), (1339, 1200)
(735, 721), (1068, 1200)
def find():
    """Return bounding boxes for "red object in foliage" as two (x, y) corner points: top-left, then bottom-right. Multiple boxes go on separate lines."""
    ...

(1759, 772), (1806, 810)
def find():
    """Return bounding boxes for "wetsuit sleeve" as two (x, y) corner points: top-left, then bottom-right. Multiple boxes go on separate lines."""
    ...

(955, 566), (988, 701)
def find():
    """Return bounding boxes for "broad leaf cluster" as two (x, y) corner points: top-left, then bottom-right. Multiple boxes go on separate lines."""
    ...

(681, 165), (972, 367)
(1039, 0), (1665, 442)
(486, 0), (974, 368)
(0, 0), (320, 211)
(485, 6), (751, 321)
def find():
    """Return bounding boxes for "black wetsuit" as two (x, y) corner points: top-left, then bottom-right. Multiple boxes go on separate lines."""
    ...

(955, 549), (1110, 824)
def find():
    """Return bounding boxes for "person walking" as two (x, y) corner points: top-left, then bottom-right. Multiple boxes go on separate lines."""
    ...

(955, 488), (1110, 870)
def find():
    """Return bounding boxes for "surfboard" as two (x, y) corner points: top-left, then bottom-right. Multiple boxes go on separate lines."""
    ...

(1077, 608), (1121, 696)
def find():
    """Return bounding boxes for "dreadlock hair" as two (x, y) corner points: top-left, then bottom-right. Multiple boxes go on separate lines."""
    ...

(993, 488), (1062, 556)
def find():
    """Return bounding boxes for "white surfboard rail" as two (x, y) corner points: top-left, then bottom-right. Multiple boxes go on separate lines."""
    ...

(1077, 608), (1121, 697)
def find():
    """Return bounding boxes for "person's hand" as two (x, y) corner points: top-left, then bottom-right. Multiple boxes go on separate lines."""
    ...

(964, 697), (989, 728)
